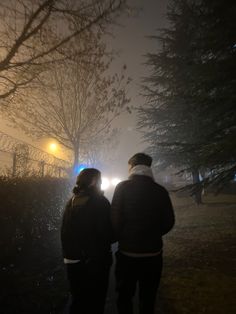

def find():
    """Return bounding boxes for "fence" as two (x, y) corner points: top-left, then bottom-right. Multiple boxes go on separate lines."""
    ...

(0, 131), (71, 177)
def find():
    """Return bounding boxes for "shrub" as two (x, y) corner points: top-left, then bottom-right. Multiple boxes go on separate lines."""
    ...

(0, 176), (72, 313)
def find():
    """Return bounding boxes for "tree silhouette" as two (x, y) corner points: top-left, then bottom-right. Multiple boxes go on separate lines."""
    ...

(0, 0), (127, 102)
(5, 34), (131, 172)
(139, 0), (236, 199)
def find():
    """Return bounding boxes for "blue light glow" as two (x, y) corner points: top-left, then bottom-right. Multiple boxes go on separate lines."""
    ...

(73, 164), (87, 175)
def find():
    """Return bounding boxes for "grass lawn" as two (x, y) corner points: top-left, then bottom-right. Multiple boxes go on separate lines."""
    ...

(156, 193), (236, 314)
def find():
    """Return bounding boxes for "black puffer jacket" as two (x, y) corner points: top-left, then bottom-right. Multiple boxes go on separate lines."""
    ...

(61, 189), (113, 261)
(111, 175), (175, 253)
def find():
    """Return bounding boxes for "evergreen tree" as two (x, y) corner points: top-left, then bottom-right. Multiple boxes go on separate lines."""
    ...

(139, 0), (236, 200)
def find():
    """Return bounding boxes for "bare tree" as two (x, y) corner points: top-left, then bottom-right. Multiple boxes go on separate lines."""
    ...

(4, 33), (131, 172)
(0, 0), (127, 102)
(82, 128), (120, 169)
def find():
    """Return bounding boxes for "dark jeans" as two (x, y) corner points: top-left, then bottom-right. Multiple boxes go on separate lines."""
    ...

(115, 251), (163, 314)
(66, 258), (111, 314)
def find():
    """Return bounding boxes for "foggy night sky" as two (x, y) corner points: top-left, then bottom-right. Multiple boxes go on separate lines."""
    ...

(107, 0), (168, 176)
(0, 0), (169, 177)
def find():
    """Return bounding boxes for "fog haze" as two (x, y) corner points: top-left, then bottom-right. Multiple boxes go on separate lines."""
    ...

(0, 0), (169, 178)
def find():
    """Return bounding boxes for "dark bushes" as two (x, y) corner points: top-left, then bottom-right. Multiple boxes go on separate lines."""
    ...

(0, 176), (72, 313)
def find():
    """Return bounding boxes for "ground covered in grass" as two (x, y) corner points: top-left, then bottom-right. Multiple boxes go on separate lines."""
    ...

(156, 194), (236, 314)
(1, 178), (235, 313)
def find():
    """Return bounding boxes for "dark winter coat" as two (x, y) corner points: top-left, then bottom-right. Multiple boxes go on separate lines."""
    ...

(111, 175), (175, 253)
(61, 189), (113, 261)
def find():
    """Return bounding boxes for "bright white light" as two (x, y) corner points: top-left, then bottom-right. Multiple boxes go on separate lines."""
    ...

(111, 178), (121, 186)
(101, 177), (110, 190)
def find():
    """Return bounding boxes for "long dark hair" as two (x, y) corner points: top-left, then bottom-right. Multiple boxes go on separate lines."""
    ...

(73, 168), (101, 195)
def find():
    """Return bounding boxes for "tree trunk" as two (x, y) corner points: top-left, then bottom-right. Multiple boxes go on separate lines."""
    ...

(192, 168), (202, 204)
(72, 147), (79, 176)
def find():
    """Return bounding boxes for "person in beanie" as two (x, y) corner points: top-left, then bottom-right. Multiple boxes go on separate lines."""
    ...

(111, 153), (175, 314)
(61, 168), (113, 314)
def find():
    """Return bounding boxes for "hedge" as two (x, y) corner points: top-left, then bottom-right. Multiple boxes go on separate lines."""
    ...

(0, 176), (73, 314)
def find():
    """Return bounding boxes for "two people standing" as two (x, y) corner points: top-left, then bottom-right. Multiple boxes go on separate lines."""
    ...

(61, 153), (175, 314)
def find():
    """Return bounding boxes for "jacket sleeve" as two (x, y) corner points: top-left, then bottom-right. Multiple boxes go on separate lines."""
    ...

(160, 191), (175, 235)
(60, 198), (72, 256)
(111, 183), (124, 239)
(96, 197), (116, 244)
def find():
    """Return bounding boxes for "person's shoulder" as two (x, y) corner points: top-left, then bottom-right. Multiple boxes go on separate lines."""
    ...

(115, 179), (131, 190)
(153, 182), (169, 195)
(94, 193), (111, 206)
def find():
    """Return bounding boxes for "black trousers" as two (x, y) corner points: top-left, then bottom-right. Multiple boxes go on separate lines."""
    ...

(66, 258), (111, 314)
(115, 251), (163, 314)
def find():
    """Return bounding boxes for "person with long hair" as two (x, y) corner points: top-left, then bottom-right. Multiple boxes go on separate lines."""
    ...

(61, 168), (113, 314)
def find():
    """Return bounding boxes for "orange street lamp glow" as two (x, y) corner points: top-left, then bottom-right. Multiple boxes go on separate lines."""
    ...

(49, 143), (57, 152)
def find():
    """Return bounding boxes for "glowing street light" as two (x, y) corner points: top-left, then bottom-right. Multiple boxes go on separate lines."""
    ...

(48, 142), (58, 153)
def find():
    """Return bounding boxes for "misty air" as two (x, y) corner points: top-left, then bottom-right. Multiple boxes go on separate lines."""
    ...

(0, 1), (235, 314)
